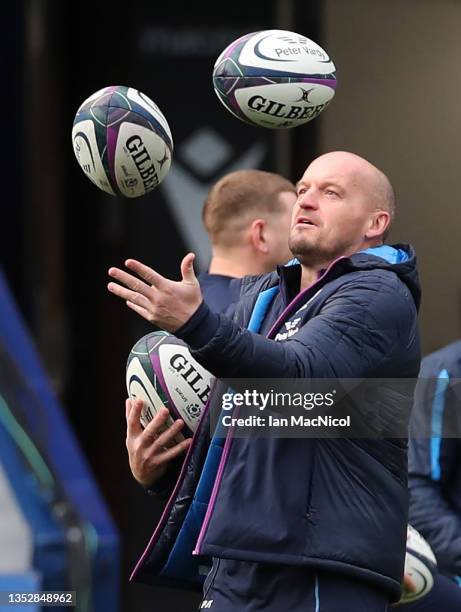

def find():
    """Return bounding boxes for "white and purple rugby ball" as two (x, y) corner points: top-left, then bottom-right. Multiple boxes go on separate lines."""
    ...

(126, 331), (214, 436)
(72, 85), (173, 198)
(212, 29), (337, 129)
(400, 524), (437, 604)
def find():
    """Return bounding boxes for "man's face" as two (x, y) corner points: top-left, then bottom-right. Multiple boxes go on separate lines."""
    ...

(289, 154), (376, 267)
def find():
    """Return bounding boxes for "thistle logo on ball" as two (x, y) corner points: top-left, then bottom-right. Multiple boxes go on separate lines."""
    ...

(186, 403), (202, 419)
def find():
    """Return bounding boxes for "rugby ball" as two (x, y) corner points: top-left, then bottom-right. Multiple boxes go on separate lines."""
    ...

(126, 331), (214, 436)
(399, 524), (437, 604)
(212, 29), (337, 129)
(72, 85), (173, 197)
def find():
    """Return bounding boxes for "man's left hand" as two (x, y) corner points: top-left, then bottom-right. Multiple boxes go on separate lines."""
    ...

(107, 252), (202, 332)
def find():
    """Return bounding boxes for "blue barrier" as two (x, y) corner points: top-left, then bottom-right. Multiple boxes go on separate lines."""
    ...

(0, 269), (120, 611)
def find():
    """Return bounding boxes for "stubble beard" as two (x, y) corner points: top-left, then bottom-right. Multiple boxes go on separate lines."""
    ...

(288, 232), (351, 268)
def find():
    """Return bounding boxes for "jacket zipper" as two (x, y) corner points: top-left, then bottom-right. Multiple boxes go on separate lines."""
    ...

(267, 256), (347, 338)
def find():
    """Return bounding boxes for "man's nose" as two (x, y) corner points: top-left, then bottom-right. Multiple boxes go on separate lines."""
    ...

(297, 190), (319, 210)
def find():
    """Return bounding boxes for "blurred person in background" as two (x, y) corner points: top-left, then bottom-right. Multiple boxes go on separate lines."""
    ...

(197, 168), (296, 313)
(406, 340), (461, 609)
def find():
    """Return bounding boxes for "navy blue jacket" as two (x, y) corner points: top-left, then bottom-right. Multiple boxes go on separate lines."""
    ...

(408, 340), (461, 579)
(131, 244), (421, 601)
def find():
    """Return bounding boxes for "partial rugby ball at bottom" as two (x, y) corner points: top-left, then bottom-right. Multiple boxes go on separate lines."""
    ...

(399, 524), (437, 604)
(126, 331), (214, 436)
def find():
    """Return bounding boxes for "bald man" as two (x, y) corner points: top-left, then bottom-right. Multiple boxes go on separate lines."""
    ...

(108, 151), (421, 611)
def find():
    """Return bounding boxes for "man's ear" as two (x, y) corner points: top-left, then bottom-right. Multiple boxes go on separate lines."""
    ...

(249, 219), (269, 253)
(365, 210), (391, 240)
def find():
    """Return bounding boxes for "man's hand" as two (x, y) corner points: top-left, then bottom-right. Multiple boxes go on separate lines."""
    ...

(402, 573), (417, 594)
(125, 398), (191, 488)
(392, 572), (417, 607)
(107, 252), (202, 332)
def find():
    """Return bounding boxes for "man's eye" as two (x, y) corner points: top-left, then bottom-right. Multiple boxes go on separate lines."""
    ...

(325, 189), (339, 197)
(297, 188), (306, 196)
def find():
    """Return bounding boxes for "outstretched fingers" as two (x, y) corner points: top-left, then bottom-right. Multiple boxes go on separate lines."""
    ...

(107, 281), (152, 309)
(126, 300), (153, 322)
(108, 267), (152, 295)
(108, 255), (200, 331)
(125, 259), (165, 287)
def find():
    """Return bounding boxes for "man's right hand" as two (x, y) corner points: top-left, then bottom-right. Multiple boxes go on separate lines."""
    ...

(125, 398), (192, 488)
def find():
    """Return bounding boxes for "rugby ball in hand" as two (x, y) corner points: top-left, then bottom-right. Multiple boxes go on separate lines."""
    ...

(399, 524), (437, 604)
(126, 331), (214, 436)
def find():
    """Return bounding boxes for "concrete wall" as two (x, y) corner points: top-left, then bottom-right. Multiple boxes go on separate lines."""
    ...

(321, 0), (461, 354)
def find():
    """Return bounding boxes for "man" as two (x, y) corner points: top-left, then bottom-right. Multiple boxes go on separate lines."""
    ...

(198, 169), (296, 313)
(109, 151), (421, 611)
(406, 340), (461, 608)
